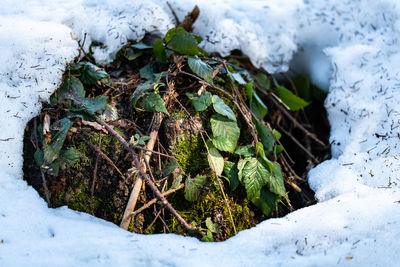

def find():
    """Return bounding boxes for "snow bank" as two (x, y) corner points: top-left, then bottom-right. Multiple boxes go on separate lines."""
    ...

(1, 0), (400, 265)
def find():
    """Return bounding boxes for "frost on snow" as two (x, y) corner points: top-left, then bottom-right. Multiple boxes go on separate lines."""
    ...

(1, 0), (400, 266)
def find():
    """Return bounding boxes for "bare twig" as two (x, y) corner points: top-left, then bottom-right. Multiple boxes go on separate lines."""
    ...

(119, 84), (174, 230)
(33, 118), (51, 206)
(265, 91), (327, 147)
(130, 183), (184, 218)
(90, 134), (101, 214)
(97, 117), (192, 231)
(277, 126), (319, 164)
(79, 134), (126, 180)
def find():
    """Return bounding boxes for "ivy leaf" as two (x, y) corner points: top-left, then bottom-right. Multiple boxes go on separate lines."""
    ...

(184, 174), (208, 202)
(246, 83), (268, 120)
(240, 157), (270, 199)
(223, 161), (239, 191)
(186, 91), (212, 112)
(206, 141), (224, 176)
(153, 39), (167, 63)
(210, 114), (240, 152)
(131, 81), (154, 109)
(254, 120), (275, 156)
(124, 48), (142, 61)
(212, 95), (236, 121)
(60, 148), (80, 166)
(71, 96), (107, 117)
(57, 77), (85, 102)
(139, 64), (155, 81)
(188, 57), (214, 84)
(251, 187), (280, 216)
(34, 149), (44, 167)
(76, 62), (110, 85)
(234, 145), (255, 157)
(275, 86), (310, 111)
(167, 27), (199, 55)
(141, 92), (169, 116)
(43, 118), (72, 166)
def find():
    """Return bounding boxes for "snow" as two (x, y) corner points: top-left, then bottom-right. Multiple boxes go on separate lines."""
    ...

(1, 0), (400, 265)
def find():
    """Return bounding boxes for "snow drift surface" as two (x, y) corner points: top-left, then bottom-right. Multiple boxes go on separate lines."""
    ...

(1, 0), (400, 266)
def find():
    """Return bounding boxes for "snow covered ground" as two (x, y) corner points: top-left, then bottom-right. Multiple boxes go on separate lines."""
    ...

(1, 0), (400, 266)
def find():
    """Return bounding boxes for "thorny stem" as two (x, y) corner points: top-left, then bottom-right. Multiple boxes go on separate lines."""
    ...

(96, 117), (193, 231)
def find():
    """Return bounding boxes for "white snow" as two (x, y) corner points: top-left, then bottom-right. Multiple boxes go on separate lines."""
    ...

(1, 0), (400, 266)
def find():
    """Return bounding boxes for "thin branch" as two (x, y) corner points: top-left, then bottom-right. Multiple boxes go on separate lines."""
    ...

(90, 134), (101, 215)
(277, 126), (319, 164)
(265, 91), (327, 147)
(33, 118), (51, 206)
(79, 134), (126, 180)
(119, 83), (174, 230)
(97, 116), (192, 231)
(130, 183), (184, 218)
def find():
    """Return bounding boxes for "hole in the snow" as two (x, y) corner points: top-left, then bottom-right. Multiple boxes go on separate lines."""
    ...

(22, 30), (330, 242)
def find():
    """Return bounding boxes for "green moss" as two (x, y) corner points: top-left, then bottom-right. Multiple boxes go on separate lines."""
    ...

(172, 131), (208, 176)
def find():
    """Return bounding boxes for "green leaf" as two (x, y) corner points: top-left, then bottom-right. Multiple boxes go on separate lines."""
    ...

(153, 39), (166, 63)
(201, 230), (214, 242)
(240, 157), (270, 199)
(246, 83), (268, 120)
(184, 174), (208, 202)
(228, 71), (246, 85)
(275, 86), (310, 111)
(46, 159), (60, 176)
(167, 27), (199, 55)
(274, 145), (284, 158)
(223, 161), (239, 191)
(188, 57), (214, 84)
(205, 217), (220, 234)
(57, 77), (85, 102)
(186, 91), (212, 112)
(139, 64), (155, 81)
(43, 118), (72, 166)
(77, 62), (110, 85)
(99, 104), (119, 122)
(268, 163), (286, 197)
(212, 95), (236, 121)
(73, 96), (107, 117)
(34, 150), (44, 167)
(234, 145), (255, 157)
(254, 120), (275, 155)
(210, 114), (240, 152)
(141, 92), (169, 116)
(294, 74), (311, 101)
(164, 28), (177, 43)
(251, 187), (279, 216)
(131, 81), (154, 109)
(60, 148), (80, 166)
(272, 129), (281, 140)
(206, 141), (224, 176)
(255, 142), (274, 171)
(254, 73), (271, 91)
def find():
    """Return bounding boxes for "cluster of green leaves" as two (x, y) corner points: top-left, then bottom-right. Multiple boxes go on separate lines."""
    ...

(142, 27), (317, 217)
(34, 62), (111, 176)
